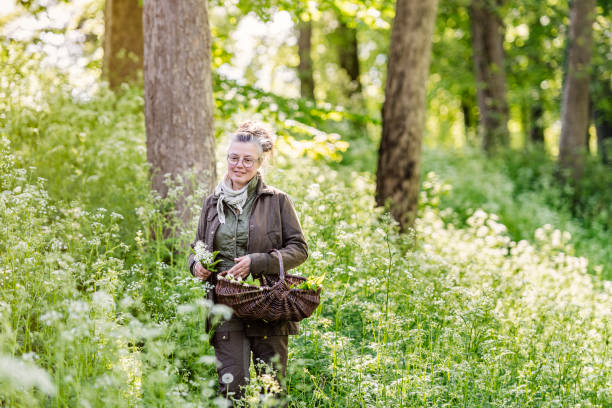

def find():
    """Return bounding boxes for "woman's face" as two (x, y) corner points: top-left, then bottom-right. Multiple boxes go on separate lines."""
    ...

(227, 141), (261, 189)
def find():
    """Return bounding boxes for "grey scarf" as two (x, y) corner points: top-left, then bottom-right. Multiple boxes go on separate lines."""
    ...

(214, 173), (258, 224)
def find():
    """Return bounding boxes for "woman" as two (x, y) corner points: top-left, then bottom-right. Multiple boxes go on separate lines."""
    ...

(187, 121), (308, 405)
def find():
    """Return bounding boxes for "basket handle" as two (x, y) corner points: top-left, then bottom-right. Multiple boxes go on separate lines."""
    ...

(267, 248), (285, 281)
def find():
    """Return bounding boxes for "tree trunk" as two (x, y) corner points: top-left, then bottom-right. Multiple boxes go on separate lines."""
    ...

(593, 84), (612, 165)
(559, 0), (596, 183)
(335, 18), (362, 96)
(103, 0), (144, 90)
(143, 0), (216, 234)
(530, 102), (545, 143)
(595, 112), (612, 165)
(585, 96), (592, 153)
(297, 20), (315, 100)
(461, 92), (476, 145)
(376, 0), (439, 232)
(469, 0), (509, 153)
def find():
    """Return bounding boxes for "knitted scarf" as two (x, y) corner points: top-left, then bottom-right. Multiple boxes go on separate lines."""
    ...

(213, 172), (259, 224)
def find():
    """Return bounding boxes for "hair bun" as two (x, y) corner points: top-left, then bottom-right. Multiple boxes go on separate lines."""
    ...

(237, 121), (270, 137)
(237, 120), (275, 152)
(260, 138), (273, 152)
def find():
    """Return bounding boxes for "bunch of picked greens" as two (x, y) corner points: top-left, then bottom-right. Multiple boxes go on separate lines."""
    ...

(288, 273), (325, 291)
(219, 272), (263, 289)
(191, 240), (221, 272)
(244, 274), (261, 286)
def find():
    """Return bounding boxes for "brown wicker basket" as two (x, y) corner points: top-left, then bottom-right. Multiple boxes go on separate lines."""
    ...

(214, 249), (321, 322)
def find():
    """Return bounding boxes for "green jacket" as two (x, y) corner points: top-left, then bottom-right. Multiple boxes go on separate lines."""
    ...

(187, 172), (309, 336)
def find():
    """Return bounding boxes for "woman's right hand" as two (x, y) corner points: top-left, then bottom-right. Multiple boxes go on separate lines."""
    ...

(194, 263), (212, 281)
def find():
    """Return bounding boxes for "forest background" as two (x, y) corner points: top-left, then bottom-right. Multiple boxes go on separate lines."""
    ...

(1, 0), (611, 407)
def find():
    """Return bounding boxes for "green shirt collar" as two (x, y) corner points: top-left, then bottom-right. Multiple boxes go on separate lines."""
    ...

(247, 172), (259, 196)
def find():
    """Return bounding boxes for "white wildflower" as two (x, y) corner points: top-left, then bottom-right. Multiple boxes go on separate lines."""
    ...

(67, 300), (89, 319)
(21, 352), (38, 362)
(177, 304), (195, 315)
(92, 291), (114, 312)
(110, 211), (123, 220)
(197, 355), (217, 365)
(193, 241), (215, 265)
(39, 310), (62, 326)
(203, 281), (215, 293)
(0, 355), (56, 395)
(306, 183), (320, 200)
(211, 304), (233, 320)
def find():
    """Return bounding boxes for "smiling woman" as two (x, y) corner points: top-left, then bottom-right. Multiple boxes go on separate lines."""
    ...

(187, 121), (308, 406)
(226, 136), (263, 190)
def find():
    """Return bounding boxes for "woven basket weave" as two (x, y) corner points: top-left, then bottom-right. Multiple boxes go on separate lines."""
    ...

(214, 249), (321, 322)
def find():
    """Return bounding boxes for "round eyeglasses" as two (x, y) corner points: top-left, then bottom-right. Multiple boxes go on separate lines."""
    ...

(227, 154), (259, 168)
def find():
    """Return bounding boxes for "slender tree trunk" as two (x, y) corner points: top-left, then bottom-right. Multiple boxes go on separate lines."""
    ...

(559, 0), (596, 183)
(593, 84), (612, 165)
(103, 0), (144, 90)
(335, 18), (362, 96)
(461, 98), (472, 134)
(595, 113), (612, 165)
(530, 102), (545, 143)
(585, 96), (593, 153)
(376, 0), (439, 232)
(461, 92), (476, 145)
(143, 0), (216, 233)
(469, 0), (509, 153)
(297, 20), (315, 100)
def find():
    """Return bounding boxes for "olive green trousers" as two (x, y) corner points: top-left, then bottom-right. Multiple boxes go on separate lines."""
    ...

(212, 329), (289, 407)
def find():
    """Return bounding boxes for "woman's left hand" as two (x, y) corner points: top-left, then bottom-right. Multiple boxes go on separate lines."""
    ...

(225, 255), (251, 279)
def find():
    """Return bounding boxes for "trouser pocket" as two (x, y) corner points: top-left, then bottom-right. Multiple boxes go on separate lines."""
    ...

(213, 330), (251, 402)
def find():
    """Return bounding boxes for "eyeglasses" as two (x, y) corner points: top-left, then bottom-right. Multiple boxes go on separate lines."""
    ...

(227, 154), (260, 168)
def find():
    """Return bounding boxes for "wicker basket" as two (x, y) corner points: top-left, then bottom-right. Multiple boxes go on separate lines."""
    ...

(214, 249), (321, 322)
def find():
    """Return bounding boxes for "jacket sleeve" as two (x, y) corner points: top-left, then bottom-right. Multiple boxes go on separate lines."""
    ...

(187, 196), (209, 276)
(249, 192), (308, 277)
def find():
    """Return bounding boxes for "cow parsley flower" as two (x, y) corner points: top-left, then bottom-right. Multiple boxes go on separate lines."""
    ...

(192, 241), (220, 271)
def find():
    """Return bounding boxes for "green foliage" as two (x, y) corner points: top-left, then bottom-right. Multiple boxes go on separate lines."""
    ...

(0, 135), (229, 406)
(289, 273), (326, 291)
(504, 0), (568, 142)
(1, 46), (229, 406)
(244, 274), (261, 286)
(214, 74), (377, 171)
(267, 154), (611, 407)
(421, 146), (612, 278)
(2, 7), (611, 406)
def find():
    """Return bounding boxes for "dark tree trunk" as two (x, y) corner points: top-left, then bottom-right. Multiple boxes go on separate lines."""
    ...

(559, 0), (596, 183)
(143, 0), (216, 233)
(585, 96), (593, 153)
(595, 113), (612, 165)
(376, 0), (439, 232)
(461, 98), (472, 131)
(461, 92), (476, 144)
(468, 0), (509, 153)
(297, 20), (315, 100)
(103, 0), (144, 90)
(335, 18), (362, 96)
(593, 85), (612, 165)
(530, 103), (545, 143)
